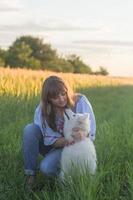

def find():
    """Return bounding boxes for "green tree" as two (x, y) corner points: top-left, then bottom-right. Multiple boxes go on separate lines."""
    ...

(99, 66), (109, 75)
(5, 35), (57, 69)
(15, 36), (57, 68)
(4, 35), (97, 73)
(46, 57), (74, 72)
(5, 41), (40, 69)
(94, 66), (109, 76)
(0, 48), (6, 66)
(67, 54), (92, 74)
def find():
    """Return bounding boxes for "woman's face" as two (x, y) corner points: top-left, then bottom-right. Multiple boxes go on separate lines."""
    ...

(50, 91), (67, 108)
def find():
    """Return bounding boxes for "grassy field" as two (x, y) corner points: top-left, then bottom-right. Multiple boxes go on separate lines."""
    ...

(1, 67), (133, 200)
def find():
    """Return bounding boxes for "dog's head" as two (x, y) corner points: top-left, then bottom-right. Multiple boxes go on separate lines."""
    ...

(63, 109), (90, 139)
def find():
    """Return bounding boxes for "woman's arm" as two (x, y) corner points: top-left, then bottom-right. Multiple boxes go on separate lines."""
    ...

(34, 104), (44, 133)
(52, 137), (67, 148)
(52, 137), (75, 148)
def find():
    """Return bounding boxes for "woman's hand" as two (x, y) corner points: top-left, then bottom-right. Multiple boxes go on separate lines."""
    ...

(53, 137), (74, 148)
(65, 137), (75, 146)
(72, 128), (86, 142)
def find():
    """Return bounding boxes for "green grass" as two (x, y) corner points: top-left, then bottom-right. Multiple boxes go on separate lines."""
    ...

(1, 85), (133, 200)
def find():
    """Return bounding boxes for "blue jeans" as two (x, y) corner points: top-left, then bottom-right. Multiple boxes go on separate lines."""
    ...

(22, 123), (62, 176)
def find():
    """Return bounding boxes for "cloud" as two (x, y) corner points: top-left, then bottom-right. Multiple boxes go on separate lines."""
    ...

(37, 17), (104, 31)
(0, 19), (103, 32)
(0, 0), (23, 12)
(73, 40), (133, 47)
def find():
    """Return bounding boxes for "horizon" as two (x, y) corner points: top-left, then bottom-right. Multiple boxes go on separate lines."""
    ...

(0, 0), (133, 77)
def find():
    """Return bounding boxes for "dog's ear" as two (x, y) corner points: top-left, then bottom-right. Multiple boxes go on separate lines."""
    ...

(77, 114), (89, 125)
(64, 108), (75, 119)
(66, 109), (74, 116)
(83, 113), (89, 120)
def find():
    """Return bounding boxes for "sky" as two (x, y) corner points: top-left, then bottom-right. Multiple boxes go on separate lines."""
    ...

(0, 0), (133, 77)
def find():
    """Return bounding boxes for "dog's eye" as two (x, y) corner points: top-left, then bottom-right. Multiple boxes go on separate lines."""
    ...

(73, 114), (76, 117)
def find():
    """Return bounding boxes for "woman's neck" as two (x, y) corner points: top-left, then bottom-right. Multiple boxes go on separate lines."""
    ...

(54, 107), (65, 117)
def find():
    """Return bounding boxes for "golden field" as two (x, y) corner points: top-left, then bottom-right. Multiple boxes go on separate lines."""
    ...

(1, 67), (133, 97)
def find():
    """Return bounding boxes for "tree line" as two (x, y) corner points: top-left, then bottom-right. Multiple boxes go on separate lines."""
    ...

(0, 35), (108, 75)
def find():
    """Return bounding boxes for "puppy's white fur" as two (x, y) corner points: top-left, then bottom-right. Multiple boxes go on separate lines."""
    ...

(60, 109), (97, 179)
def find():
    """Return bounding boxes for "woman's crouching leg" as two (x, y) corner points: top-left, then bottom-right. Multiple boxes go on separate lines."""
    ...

(22, 123), (43, 176)
(40, 148), (62, 177)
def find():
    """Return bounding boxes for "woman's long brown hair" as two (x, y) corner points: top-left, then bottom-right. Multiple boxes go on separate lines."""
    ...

(41, 76), (75, 131)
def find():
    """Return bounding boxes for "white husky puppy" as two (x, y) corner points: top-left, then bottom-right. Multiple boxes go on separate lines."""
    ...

(60, 109), (97, 179)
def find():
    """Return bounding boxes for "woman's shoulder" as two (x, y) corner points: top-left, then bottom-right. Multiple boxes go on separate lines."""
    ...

(75, 93), (88, 104)
(35, 102), (42, 113)
(72, 93), (89, 111)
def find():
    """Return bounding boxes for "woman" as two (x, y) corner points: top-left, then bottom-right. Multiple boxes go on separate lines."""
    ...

(23, 75), (96, 189)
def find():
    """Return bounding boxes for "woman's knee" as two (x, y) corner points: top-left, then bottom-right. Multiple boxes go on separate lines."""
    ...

(23, 123), (42, 141)
(40, 149), (62, 176)
(40, 159), (59, 176)
(40, 160), (51, 176)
